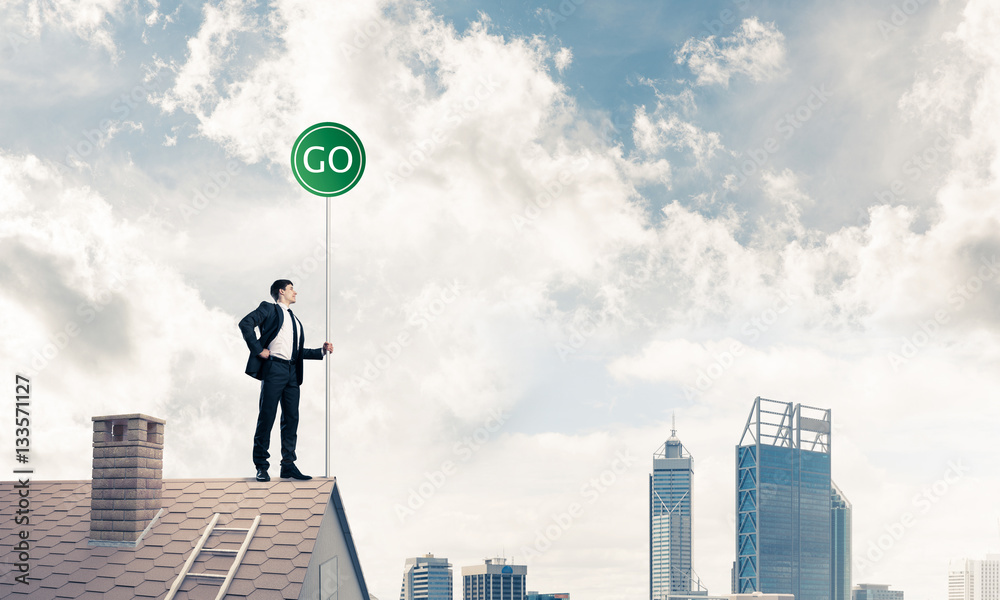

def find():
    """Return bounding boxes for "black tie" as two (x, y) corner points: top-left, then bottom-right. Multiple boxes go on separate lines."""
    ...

(288, 309), (299, 360)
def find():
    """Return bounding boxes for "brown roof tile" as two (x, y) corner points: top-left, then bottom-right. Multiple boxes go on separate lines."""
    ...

(253, 572), (289, 590)
(234, 563), (263, 581)
(181, 482), (208, 495)
(284, 497), (315, 510)
(214, 502), (242, 514)
(123, 557), (157, 572)
(161, 539), (192, 555)
(103, 585), (138, 600)
(84, 576), (116, 593)
(144, 564), (178, 583)
(133, 579), (168, 597)
(283, 581), (305, 598)
(285, 507), (316, 521)
(265, 544), (299, 559)
(246, 587), (286, 600)
(269, 531), (303, 546)
(96, 563), (127, 579)
(224, 481), (250, 494)
(260, 558), (296, 575)
(53, 581), (86, 597)
(240, 551), (267, 566)
(157, 552), (186, 569)
(199, 487), (225, 500)
(226, 578), (256, 596)
(67, 566), (100, 584)
(114, 570), (146, 587)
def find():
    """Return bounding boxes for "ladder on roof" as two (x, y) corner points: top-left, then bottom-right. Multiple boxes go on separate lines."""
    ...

(164, 512), (262, 600)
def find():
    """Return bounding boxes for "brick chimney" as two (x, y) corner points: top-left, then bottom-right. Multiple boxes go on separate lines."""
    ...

(89, 414), (165, 545)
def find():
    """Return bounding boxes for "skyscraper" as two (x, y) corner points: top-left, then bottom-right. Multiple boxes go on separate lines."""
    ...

(735, 397), (832, 600)
(401, 553), (454, 600)
(831, 483), (852, 600)
(462, 558), (526, 600)
(949, 556), (1000, 600)
(651, 416), (694, 600)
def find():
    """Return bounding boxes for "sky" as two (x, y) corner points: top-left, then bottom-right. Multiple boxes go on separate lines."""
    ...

(1, 0), (999, 599)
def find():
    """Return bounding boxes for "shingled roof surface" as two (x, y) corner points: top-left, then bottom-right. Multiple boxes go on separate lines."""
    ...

(0, 478), (336, 600)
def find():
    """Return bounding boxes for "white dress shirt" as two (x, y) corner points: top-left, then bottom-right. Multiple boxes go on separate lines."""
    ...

(267, 303), (298, 360)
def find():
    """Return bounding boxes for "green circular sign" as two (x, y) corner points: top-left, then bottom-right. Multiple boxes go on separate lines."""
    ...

(290, 122), (366, 197)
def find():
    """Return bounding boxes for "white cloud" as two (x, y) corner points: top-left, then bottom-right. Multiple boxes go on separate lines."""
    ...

(156, 0), (263, 118)
(1, 0), (128, 55)
(676, 17), (788, 87)
(554, 46), (572, 73)
(632, 104), (724, 169)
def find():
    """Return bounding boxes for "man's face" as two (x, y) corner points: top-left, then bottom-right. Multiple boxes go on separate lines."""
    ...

(280, 284), (297, 304)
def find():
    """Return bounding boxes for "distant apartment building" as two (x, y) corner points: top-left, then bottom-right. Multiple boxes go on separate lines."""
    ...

(950, 556), (1000, 600)
(729, 594), (794, 600)
(401, 553), (453, 600)
(853, 584), (903, 600)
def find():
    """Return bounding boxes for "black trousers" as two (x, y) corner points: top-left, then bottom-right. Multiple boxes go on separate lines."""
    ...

(252, 360), (299, 470)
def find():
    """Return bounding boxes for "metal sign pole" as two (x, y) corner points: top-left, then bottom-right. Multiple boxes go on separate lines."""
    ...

(325, 197), (331, 479)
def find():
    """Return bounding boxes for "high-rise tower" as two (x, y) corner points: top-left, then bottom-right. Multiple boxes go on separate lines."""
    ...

(401, 553), (453, 600)
(831, 483), (852, 600)
(651, 415), (694, 600)
(735, 397), (832, 600)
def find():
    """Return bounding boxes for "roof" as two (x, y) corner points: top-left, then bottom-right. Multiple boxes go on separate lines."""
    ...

(0, 477), (366, 600)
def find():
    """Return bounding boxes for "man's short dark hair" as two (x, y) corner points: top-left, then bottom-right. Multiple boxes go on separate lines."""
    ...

(270, 279), (294, 301)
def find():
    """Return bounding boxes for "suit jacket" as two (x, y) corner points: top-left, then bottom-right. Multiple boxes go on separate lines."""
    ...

(238, 301), (323, 386)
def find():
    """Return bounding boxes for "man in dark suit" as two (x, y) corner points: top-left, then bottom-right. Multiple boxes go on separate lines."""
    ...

(239, 279), (333, 482)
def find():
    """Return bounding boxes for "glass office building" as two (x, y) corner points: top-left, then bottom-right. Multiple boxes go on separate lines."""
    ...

(651, 417), (694, 600)
(736, 397), (832, 600)
(401, 553), (453, 600)
(831, 484), (852, 600)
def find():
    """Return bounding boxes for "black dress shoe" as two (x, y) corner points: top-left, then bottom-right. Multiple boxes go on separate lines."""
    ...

(256, 467), (270, 482)
(279, 465), (312, 480)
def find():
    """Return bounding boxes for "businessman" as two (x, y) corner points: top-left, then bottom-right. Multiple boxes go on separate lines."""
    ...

(239, 279), (333, 482)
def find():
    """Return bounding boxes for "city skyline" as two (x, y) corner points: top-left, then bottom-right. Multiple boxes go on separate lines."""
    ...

(388, 399), (985, 600)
